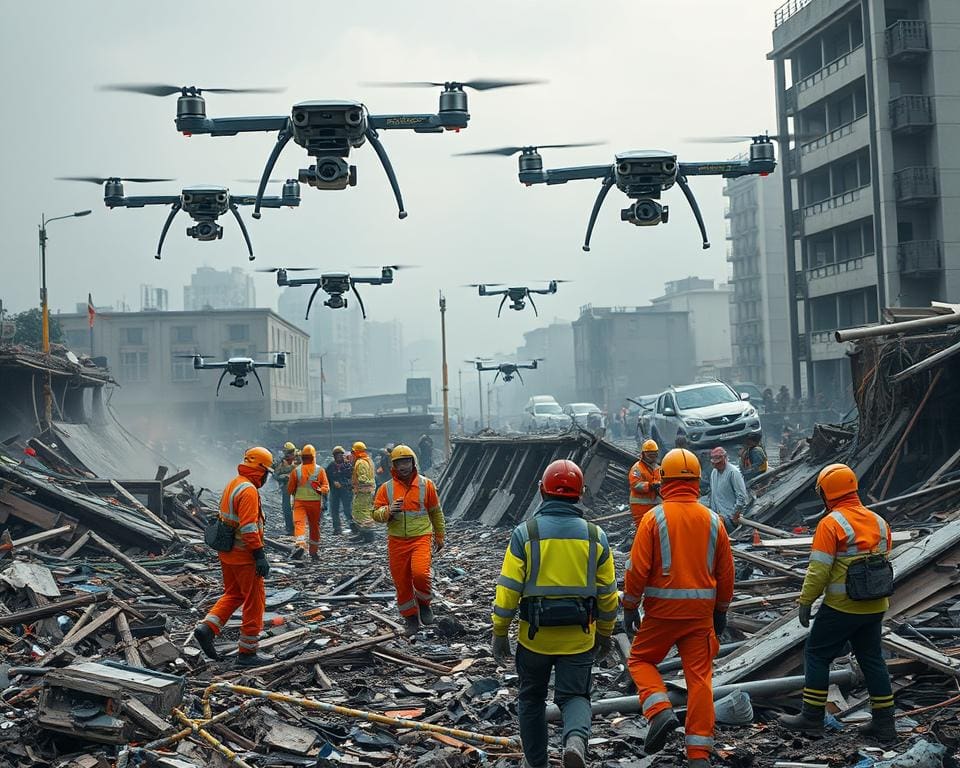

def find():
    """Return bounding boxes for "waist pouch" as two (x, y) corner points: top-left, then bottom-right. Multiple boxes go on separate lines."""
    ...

(204, 517), (235, 553)
(845, 554), (894, 601)
(519, 596), (596, 640)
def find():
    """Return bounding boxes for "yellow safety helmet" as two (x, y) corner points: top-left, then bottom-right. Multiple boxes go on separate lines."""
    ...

(301, 444), (316, 460)
(641, 439), (659, 454)
(243, 446), (274, 473)
(332, 445), (345, 454)
(352, 441), (367, 452)
(816, 463), (858, 501)
(659, 448), (701, 481)
(390, 444), (416, 462)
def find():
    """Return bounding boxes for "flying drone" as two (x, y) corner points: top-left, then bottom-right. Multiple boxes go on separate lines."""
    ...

(466, 280), (567, 317)
(177, 352), (287, 396)
(59, 176), (300, 260)
(100, 79), (542, 221)
(259, 265), (408, 319)
(456, 135), (778, 251)
(474, 359), (543, 384)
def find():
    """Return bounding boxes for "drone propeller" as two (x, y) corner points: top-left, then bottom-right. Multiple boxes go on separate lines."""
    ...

(462, 283), (505, 288)
(454, 141), (603, 157)
(235, 178), (289, 183)
(98, 83), (285, 97)
(362, 78), (545, 91)
(684, 131), (817, 144)
(526, 278), (572, 283)
(354, 264), (418, 270)
(254, 267), (317, 273)
(57, 176), (173, 184)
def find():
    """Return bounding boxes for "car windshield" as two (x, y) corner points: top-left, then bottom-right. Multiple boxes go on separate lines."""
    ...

(570, 404), (598, 414)
(535, 404), (563, 415)
(676, 384), (739, 409)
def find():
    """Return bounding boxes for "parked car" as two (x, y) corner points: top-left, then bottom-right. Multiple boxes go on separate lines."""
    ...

(730, 381), (764, 404)
(523, 396), (572, 432)
(646, 381), (762, 450)
(630, 394), (658, 442)
(563, 402), (604, 429)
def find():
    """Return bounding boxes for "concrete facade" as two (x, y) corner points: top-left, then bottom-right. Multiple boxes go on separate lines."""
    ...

(650, 277), (733, 378)
(770, 0), (960, 398)
(183, 267), (255, 311)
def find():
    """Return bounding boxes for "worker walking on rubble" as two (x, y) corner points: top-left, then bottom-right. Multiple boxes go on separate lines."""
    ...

(273, 442), (299, 535)
(623, 448), (734, 767)
(706, 446), (748, 531)
(194, 446), (274, 667)
(372, 445), (446, 636)
(628, 439), (662, 528)
(779, 463), (896, 741)
(351, 441), (377, 543)
(490, 459), (618, 768)
(738, 434), (768, 482)
(287, 444), (329, 561)
(325, 446), (354, 536)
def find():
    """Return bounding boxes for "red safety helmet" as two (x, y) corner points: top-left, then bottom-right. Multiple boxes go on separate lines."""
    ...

(540, 459), (584, 499)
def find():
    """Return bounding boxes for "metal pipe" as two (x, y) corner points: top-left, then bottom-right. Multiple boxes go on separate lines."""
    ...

(891, 335), (960, 383)
(658, 642), (744, 673)
(546, 668), (856, 720)
(835, 310), (960, 342)
(172, 709), (255, 768)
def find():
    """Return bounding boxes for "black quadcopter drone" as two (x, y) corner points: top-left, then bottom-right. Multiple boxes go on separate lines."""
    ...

(59, 176), (300, 260)
(260, 265), (406, 319)
(473, 359), (543, 384)
(178, 352), (287, 396)
(467, 280), (566, 317)
(100, 79), (542, 221)
(456, 135), (777, 251)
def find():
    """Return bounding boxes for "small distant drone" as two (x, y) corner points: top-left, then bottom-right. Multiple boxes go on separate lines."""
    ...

(59, 176), (300, 260)
(474, 359), (543, 384)
(456, 135), (777, 251)
(178, 352), (287, 396)
(467, 280), (567, 317)
(260, 265), (407, 319)
(100, 79), (542, 220)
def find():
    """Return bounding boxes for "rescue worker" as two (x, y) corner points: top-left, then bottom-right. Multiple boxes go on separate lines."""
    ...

(418, 433), (435, 473)
(779, 463), (895, 740)
(706, 447), (748, 531)
(623, 448), (734, 766)
(739, 434), (768, 482)
(194, 446), (274, 667)
(325, 446), (354, 536)
(628, 439), (662, 527)
(375, 443), (394, 488)
(372, 445), (446, 636)
(491, 459), (618, 768)
(287, 444), (329, 561)
(273, 442), (299, 535)
(351, 441), (377, 543)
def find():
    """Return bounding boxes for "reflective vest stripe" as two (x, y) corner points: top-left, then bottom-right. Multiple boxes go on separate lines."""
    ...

(645, 586), (717, 600)
(386, 477), (428, 516)
(220, 481), (255, 524)
(809, 550), (834, 565)
(829, 511), (856, 551)
(653, 506), (671, 576)
(706, 512), (720, 572)
(830, 509), (890, 556)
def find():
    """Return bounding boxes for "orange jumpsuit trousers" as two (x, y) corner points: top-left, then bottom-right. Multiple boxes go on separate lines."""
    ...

(628, 616), (719, 760)
(630, 504), (655, 528)
(293, 500), (323, 555)
(387, 534), (432, 617)
(203, 561), (266, 655)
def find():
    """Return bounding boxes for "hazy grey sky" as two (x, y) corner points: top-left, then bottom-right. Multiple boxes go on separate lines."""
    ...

(2, 0), (787, 363)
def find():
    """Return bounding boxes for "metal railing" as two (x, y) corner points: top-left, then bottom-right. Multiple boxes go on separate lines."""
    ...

(898, 240), (942, 275)
(894, 166), (938, 202)
(806, 254), (869, 281)
(796, 46), (861, 94)
(886, 20), (929, 59)
(801, 116), (865, 155)
(775, 0), (814, 28)
(803, 186), (868, 218)
(890, 95), (933, 132)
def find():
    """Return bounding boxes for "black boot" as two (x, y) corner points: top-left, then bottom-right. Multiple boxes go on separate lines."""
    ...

(859, 707), (897, 742)
(193, 624), (219, 661)
(291, 548), (305, 561)
(235, 651), (272, 668)
(419, 604), (435, 625)
(644, 708), (680, 754)
(779, 702), (824, 733)
(310, 552), (320, 562)
(403, 614), (421, 637)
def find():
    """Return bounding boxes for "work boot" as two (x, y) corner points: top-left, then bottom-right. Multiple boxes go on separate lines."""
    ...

(562, 735), (587, 768)
(235, 651), (272, 668)
(418, 604), (435, 625)
(193, 623), (219, 661)
(644, 708), (680, 754)
(310, 552), (320, 562)
(779, 703), (824, 733)
(291, 548), (305, 561)
(402, 614), (421, 637)
(688, 759), (711, 768)
(858, 708), (897, 742)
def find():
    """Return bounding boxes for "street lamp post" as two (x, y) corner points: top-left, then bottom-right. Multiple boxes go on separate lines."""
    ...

(318, 352), (327, 418)
(439, 292), (451, 460)
(39, 210), (91, 427)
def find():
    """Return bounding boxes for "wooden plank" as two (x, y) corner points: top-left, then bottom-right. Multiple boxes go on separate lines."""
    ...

(738, 516), (797, 539)
(115, 611), (144, 667)
(882, 632), (960, 678)
(371, 646), (455, 675)
(0, 492), (79, 532)
(60, 531), (91, 559)
(732, 547), (806, 581)
(10, 525), (74, 550)
(0, 590), (107, 627)
(243, 631), (398, 676)
(160, 469), (191, 487)
(110, 480), (180, 542)
(758, 530), (917, 548)
(60, 606), (121, 647)
(87, 532), (192, 608)
(730, 591), (802, 610)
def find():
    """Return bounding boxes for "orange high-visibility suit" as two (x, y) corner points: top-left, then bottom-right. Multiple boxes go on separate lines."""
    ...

(628, 459), (661, 527)
(624, 481), (735, 761)
(372, 469), (445, 617)
(288, 461), (329, 555)
(202, 466), (268, 655)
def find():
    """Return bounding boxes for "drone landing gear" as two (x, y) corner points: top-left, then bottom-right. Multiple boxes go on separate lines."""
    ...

(676, 175), (710, 249)
(254, 125), (293, 219)
(229, 204), (255, 260)
(155, 202), (182, 260)
(305, 283), (324, 320)
(251, 367), (265, 397)
(497, 294), (508, 318)
(582, 173), (615, 252)
(215, 369), (228, 397)
(528, 293), (539, 317)
(349, 281), (368, 319)
(364, 127), (407, 220)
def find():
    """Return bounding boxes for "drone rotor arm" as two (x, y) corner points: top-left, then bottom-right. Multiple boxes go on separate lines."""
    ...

(154, 201), (182, 260)
(251, 367), (265, 397)
(253, 124), (293, 220)
(215, 369), (228, 397)
(229, 204), (256, 260)
(497, 294), (508, 318)
(305, 283), (324, 320)
(349, 280), (368, 319)
(364, 127), (407, 220)
(583, 173), (615, 252)
(676, 175), (710, 249)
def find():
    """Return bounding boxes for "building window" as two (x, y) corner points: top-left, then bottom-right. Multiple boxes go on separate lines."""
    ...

(123, 328), (144, 345)
(227, 324), (249, 342)
(119, 351), (148, 382)
(171, 352), (199, 382)
(173, 326), (195, 344)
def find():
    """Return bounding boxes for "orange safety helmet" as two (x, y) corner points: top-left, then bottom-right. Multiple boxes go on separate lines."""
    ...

(660, 448), (701, 481)
(816, 463), (858, 501)
(641, 439), (659, 454)
(540, 459), (584, 499)
(242, 446), (274, 474)
(301, 444), (316, 460)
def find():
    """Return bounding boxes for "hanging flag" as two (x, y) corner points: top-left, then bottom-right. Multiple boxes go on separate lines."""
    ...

(87, 293), (96, 328)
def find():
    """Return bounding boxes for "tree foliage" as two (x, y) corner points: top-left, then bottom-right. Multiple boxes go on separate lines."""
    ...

(7, 308), (63, 349)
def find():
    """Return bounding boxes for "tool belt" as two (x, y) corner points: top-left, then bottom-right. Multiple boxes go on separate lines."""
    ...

(204, 517), (235, 553)
(519, 596), (596, 640)
(845, 554), (894, 601)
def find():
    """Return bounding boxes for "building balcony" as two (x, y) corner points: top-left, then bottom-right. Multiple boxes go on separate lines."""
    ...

(796, 115), (869, 174)
(894, 166), (938, 206)
(890, 95), (934, 134)
(805, 254), (876, 298)
(898, 240), (942, 277)
(886, 20), (929, 62)
(810, 330), (847, 361)
(774, 0), (814, 28)
(795, 45), (866, 113)
(802, 185), (873, 236)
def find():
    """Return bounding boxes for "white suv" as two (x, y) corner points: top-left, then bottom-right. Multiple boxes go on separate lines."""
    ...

(647, 382), (762, 450)
(523, 396), (573, 432)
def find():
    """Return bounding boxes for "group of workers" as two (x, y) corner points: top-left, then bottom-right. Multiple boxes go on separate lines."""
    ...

(192, 431), (895, 768)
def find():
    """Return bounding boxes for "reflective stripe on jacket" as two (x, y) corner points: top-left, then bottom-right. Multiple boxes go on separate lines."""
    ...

(799, 497), (892, 614)
(372, 473), (445, 538)
(288, 463), (328, 501)
(218, 474), (264, 560)
(629, 460), (660, 506)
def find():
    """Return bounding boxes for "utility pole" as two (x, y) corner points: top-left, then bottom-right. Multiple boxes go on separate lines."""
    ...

(439, 291), (451, 460)
(319, 352), (326, 418)
(457, 368), (464, 434)
(476, 366), (484, 432)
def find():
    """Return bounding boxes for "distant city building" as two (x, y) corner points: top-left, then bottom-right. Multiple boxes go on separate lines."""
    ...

(183, 267), (255, 311)
(651, 277), (733, 379)
(141, 285), (168, 312)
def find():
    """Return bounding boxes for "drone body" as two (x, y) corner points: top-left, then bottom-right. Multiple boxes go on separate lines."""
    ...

(474, 359), (542, 384)
(471, 281), (562, 317)
(185, 353), (287, 397)
(265, 266), (401, 319)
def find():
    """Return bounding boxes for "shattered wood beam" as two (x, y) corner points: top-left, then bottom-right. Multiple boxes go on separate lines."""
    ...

(235, 630), (399, 676)
(327, 565), (376, 596)
(882, 632), (960, 678)
(9, 524), (74, 550)
(758, 530), (918, 548)
(868, 477), (960, 510)
(60, 530), (91, 559)
(0, 589), (108, 627)
(891, 336), (960, 383)
(58, 606), (122, 648)
(737, 516), (797, 539)
(919, 446), (960, 490)
(87, 532), (192, 608)
(732, 547), (806, 581)
(160, 469), (191, 488)
(371, 646), (455, 675)
(729, 591), (802, 610)
(115, 611), (144, 667)
(110, 480), (181, 542)
(0, 490), (79, 532)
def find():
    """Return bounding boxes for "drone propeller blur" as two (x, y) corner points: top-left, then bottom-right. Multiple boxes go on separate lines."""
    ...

(456, 134), (777, 251)
(258, 265), (412, 319)
(474, 358), (543, 384)
(465, 280), (568, 317)
(99, 78), (543, 221)
(176, 352), (287, 397)
(59, 176), (300, 260)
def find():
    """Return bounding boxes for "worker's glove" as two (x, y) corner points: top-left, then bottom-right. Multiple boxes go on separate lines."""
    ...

(433, 533), (445, 553)
(623, 607), (640, 639)
(650, 482), (662, 496)
(713, 610), (728, 638)
(491, 634), (512, 663)
(798, 603), (812, 628)
(593, 633), (613, 661)
(252, 550), (271, 579)
(732, 507), (743, 525)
